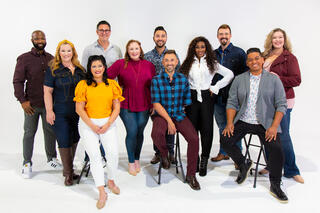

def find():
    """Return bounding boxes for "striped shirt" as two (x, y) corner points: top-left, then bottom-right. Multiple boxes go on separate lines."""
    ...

(151, 71), (191, 121)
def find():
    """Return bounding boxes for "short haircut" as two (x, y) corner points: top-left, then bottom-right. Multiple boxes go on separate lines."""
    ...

(163, 49), (177, 58)
(97, 20), (111, 30)
(246, 48), (262, 56)
(217, 24), (231, 34)
(154, 26), (167, 35)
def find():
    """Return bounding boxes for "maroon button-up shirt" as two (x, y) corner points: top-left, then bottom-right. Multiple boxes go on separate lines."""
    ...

(13, 48), (54, 108)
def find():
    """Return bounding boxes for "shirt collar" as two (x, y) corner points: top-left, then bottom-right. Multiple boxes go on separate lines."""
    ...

(31, 47), (47, 56)
(94, 40), (113, 51)
(218, 42), (233, 53)
(152, 46), (168, 57)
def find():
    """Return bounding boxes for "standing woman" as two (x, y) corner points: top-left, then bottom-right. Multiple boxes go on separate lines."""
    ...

(261, 28), (304, 183)
(75, 55), (124, 209)
(108, 40), (156, 176)
(44, 40), (85, 186)
(180, 36), (234, 176)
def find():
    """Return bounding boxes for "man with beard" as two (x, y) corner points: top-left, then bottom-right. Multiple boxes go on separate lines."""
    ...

(151, 50), (200, 190)
(145, 26), (180, 165)
(13, 30), (61, 179)
(211, 24), (248, 166)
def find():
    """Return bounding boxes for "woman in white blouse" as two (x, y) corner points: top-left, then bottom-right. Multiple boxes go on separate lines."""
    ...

(180, 36), (234, 176)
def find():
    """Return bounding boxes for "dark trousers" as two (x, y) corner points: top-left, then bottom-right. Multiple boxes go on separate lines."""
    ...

(153, 134), (175, 155)
(186, 89), (214, 158)
(220, 120), (284, 182)
(23, 107), (57, 165)
(151, 115), (199, 176)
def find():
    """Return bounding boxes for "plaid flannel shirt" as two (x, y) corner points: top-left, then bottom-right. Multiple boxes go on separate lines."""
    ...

(151, 71), (191, 121)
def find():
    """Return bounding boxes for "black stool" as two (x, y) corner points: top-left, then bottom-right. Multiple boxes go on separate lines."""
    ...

(157, 132), (186, 184)
(77, 160), (90, 184)
(243, 134), (267, 188)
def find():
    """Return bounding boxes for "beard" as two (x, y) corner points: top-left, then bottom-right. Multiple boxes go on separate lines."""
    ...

(32, 42), (46, 50)
(155, 41), (166, 48)
(220, 38), (228, 46)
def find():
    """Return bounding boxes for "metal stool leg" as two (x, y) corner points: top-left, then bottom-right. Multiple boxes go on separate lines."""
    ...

(158, 157), (162, 185)
(77, 160), (89, 184)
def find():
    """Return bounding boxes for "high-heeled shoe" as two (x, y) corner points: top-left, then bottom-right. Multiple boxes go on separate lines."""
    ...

(135, 160), (141, 173)
(108, 185), (120, 195)
(96, 193), (107, 209)
(128, 163), (137, 176)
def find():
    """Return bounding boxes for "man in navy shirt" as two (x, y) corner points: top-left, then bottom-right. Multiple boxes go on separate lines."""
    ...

(211, 24), (248, 166)
(151, 50), (200, 190)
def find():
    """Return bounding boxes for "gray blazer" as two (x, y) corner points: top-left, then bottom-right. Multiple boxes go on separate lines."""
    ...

(227, 70), (287, 132)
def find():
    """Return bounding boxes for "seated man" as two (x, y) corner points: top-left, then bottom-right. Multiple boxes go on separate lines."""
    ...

(221, 48), (288, 203)
(151, 50), (200, 190)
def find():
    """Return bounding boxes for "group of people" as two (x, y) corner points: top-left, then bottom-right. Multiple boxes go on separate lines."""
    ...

(13, 21), (303, 208)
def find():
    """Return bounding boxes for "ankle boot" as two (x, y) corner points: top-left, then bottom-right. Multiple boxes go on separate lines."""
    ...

(199, 156), (208, 177)
(270, 181), (288, 203)
(59, 147), (74, 186)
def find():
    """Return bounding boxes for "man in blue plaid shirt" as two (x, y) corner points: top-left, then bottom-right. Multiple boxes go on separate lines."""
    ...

(151, 50), (200, 190)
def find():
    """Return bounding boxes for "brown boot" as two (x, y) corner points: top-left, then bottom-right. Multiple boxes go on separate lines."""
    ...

(59, 148), (74, 186)
(71, 143), (79, 180)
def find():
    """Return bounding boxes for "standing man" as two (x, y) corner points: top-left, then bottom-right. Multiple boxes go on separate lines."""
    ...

(81, 20), (122, 165)
(211, 24), (248, 165)
(221, 48), (288, 203)
(13, 30), (61, 179)
(145, 26), (180, 164)
(82, 20), (122, 69)
(151, 50), (200, 190)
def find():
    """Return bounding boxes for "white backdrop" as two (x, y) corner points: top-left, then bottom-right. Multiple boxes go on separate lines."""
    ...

(1, 0), (320, 211)
(1, 0), (319, 154)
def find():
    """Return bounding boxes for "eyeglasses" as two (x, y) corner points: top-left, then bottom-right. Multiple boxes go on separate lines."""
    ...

(98, 29), (111, 33)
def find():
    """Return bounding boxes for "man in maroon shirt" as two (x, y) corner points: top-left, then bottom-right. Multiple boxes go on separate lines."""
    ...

(13, 30), (61, 179)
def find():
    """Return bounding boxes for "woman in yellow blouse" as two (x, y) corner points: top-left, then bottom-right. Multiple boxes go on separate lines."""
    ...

(74, 55), (124, 209)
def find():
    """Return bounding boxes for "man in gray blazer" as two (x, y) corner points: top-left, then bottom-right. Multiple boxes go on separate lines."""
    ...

(220, 48), (288, 203)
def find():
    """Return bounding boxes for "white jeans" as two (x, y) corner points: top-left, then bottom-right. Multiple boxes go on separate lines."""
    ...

(79, 117), (119, 187)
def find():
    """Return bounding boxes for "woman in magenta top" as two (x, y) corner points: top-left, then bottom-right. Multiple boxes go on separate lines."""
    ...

(108, 40), (156, 176)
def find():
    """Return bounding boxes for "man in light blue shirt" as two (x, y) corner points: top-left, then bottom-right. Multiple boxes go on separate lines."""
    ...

(82, 20), (122, 69)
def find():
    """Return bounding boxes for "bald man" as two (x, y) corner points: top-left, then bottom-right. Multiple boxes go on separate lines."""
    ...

(13, 30), (61, 179)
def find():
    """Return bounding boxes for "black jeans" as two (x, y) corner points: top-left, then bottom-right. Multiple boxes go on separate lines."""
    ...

(221, 120), (284, 182)
(186, 89), (214, 158)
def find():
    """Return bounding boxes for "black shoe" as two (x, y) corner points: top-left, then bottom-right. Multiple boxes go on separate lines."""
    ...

(169, 153), (176, 164)
(199, 156), (208, 177)
(270, 182), (288, 203)
(150, 154), (161, 164)
(161, 156), (171, 170)
(186, 175), (201, 190)
(236, 159), (253, 184)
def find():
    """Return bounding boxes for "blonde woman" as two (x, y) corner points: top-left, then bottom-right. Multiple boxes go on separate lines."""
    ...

(261, 28), (304, 184)
(44, 40), (85, 186)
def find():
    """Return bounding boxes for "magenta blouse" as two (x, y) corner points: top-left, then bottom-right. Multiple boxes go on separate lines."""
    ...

(107, 59), (156, 112)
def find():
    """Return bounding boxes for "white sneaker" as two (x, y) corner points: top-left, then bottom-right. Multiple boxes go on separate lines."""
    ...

(47, 158), (62, 170)
(22, 163), (32, 179)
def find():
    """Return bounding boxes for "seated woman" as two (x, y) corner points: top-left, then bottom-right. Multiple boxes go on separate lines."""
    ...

(74, 55), (124, 209)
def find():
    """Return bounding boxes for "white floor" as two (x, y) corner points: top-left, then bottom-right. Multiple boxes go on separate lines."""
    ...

(0, 117), (318, 213)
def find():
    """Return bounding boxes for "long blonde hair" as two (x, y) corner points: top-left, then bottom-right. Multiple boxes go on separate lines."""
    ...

(49, 40), (84, 75)
(262, 28), (292, 58)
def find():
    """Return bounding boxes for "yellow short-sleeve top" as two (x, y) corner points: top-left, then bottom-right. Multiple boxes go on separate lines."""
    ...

(74, 79), (125, 119)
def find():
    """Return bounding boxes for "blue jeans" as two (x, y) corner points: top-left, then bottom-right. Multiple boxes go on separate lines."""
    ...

(265, 109), (300, 177)
(120, 109), (149, 163)
(214, 96), (242, 155)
